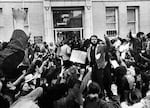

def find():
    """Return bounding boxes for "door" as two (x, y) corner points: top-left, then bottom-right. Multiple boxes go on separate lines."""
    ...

(52, 7), (84, 47)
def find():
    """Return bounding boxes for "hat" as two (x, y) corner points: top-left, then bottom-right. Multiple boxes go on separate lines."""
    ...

(127, 66), (135, 76)
(65, 66), (79, 76)
(87, 82), (101, 94)
(115, 66), (127, 77)
(129, 89), (142, 104)
(147, 33), (150, 39)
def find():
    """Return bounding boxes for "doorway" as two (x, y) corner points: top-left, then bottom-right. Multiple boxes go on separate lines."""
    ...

(52, 7), (84, 46)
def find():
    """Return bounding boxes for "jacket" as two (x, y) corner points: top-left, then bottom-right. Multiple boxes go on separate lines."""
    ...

(87, 44), (106, 69)
(87, 36), (111, 69)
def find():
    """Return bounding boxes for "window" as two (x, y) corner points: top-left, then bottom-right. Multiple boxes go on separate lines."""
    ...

(13, 8), (29, 28)
(0, 8), (3, 27)
(52, 7), (84, 43)
(127, 7), (139, 34)
(53, 8), (83, 28)
(23, 8), (29, 26)
(106, 7), (118, 37)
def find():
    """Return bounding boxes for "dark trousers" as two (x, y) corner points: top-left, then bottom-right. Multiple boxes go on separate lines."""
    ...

(63, 60), (72, 69)
(91, 63), (113, 98)
(91, 64), (104, 93)
(103, 62), (113, 98)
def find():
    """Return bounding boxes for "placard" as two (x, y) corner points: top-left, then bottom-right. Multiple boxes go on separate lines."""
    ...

(70, 50), (87, 64)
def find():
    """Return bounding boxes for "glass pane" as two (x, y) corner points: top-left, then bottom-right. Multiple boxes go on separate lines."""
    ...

(128, 23), (136, 34)
(0, 8), (3, 26)
(106, 23), (116, 29)
(73, 10), (81, 17)
(106, 16), (115, 23)
(106, 8), (115, 16)
(56, 30), (81, 49)
(53, 9), (82, 28)
(127, 9), (135, 22)
(0, 8), (2, 13)
(24, 8), (28, 25)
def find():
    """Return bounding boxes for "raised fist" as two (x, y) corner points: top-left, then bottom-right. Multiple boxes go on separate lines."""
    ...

(12, 8), (26, 21)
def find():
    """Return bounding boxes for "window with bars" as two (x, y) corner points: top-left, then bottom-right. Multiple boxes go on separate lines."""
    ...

(106, 7), (118, 37)
(127, 7), (139, 34)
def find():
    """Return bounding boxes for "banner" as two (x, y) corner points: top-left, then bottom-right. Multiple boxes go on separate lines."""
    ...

(70, 50), (87, 64)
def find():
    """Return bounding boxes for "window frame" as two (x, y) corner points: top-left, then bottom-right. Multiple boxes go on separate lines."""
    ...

(127, 6), (139, 35)
(0, 8), (3, 27)
(13, 8), (29, 29)
(23, 8), (29, 26)
(106, 7), (119, 37)
(52, 7), (84, 43)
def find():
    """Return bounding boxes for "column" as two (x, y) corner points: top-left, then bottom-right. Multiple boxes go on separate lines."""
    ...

(84, 0), (93, 39)
(43, 0), (54, 44)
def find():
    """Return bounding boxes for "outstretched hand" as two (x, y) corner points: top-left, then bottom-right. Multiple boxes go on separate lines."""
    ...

(13, 8), (26, 22)
(13, 8), (27, 30)
(104, 34), (109, 40)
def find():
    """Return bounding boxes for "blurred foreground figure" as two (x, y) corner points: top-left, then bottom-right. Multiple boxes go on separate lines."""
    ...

(0, 8), (29, 80)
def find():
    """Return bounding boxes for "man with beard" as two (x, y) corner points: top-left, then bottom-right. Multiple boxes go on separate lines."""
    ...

(87, 35), (111, 96)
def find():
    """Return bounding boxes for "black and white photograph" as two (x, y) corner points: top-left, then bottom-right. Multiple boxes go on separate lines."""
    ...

(0, 0), (150, 108)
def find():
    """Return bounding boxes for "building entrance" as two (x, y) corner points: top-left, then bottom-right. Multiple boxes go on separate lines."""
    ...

(52, 7), (84, 47)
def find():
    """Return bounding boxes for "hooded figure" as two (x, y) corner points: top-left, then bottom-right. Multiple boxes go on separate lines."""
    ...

(0, 30), (29, 80)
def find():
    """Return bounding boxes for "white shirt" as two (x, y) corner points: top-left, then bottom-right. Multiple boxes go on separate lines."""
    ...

(60, 44), (71, 61)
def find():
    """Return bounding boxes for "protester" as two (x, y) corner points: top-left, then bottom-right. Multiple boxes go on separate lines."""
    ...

(87, 35), (112, 97)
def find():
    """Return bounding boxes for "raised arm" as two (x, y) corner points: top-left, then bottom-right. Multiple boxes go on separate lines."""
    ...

(9, 8), (29, 51)
(13, 8), (26, 31)
(104, 35), (112, 50)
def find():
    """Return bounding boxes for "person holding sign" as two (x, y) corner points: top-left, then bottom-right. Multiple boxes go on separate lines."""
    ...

(87, 35), (112, 96)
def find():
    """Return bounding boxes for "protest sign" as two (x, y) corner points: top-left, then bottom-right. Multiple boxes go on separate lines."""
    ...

(70, 50), (87, 64)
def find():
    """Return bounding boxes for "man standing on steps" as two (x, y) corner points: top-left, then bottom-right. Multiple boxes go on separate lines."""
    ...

(87, 35), (112, 97)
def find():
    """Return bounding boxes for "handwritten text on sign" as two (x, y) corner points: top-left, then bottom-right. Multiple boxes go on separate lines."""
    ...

(70, 50), (87, 64)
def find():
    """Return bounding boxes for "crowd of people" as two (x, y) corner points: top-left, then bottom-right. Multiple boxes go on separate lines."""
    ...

(1, 8), (150, 108)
